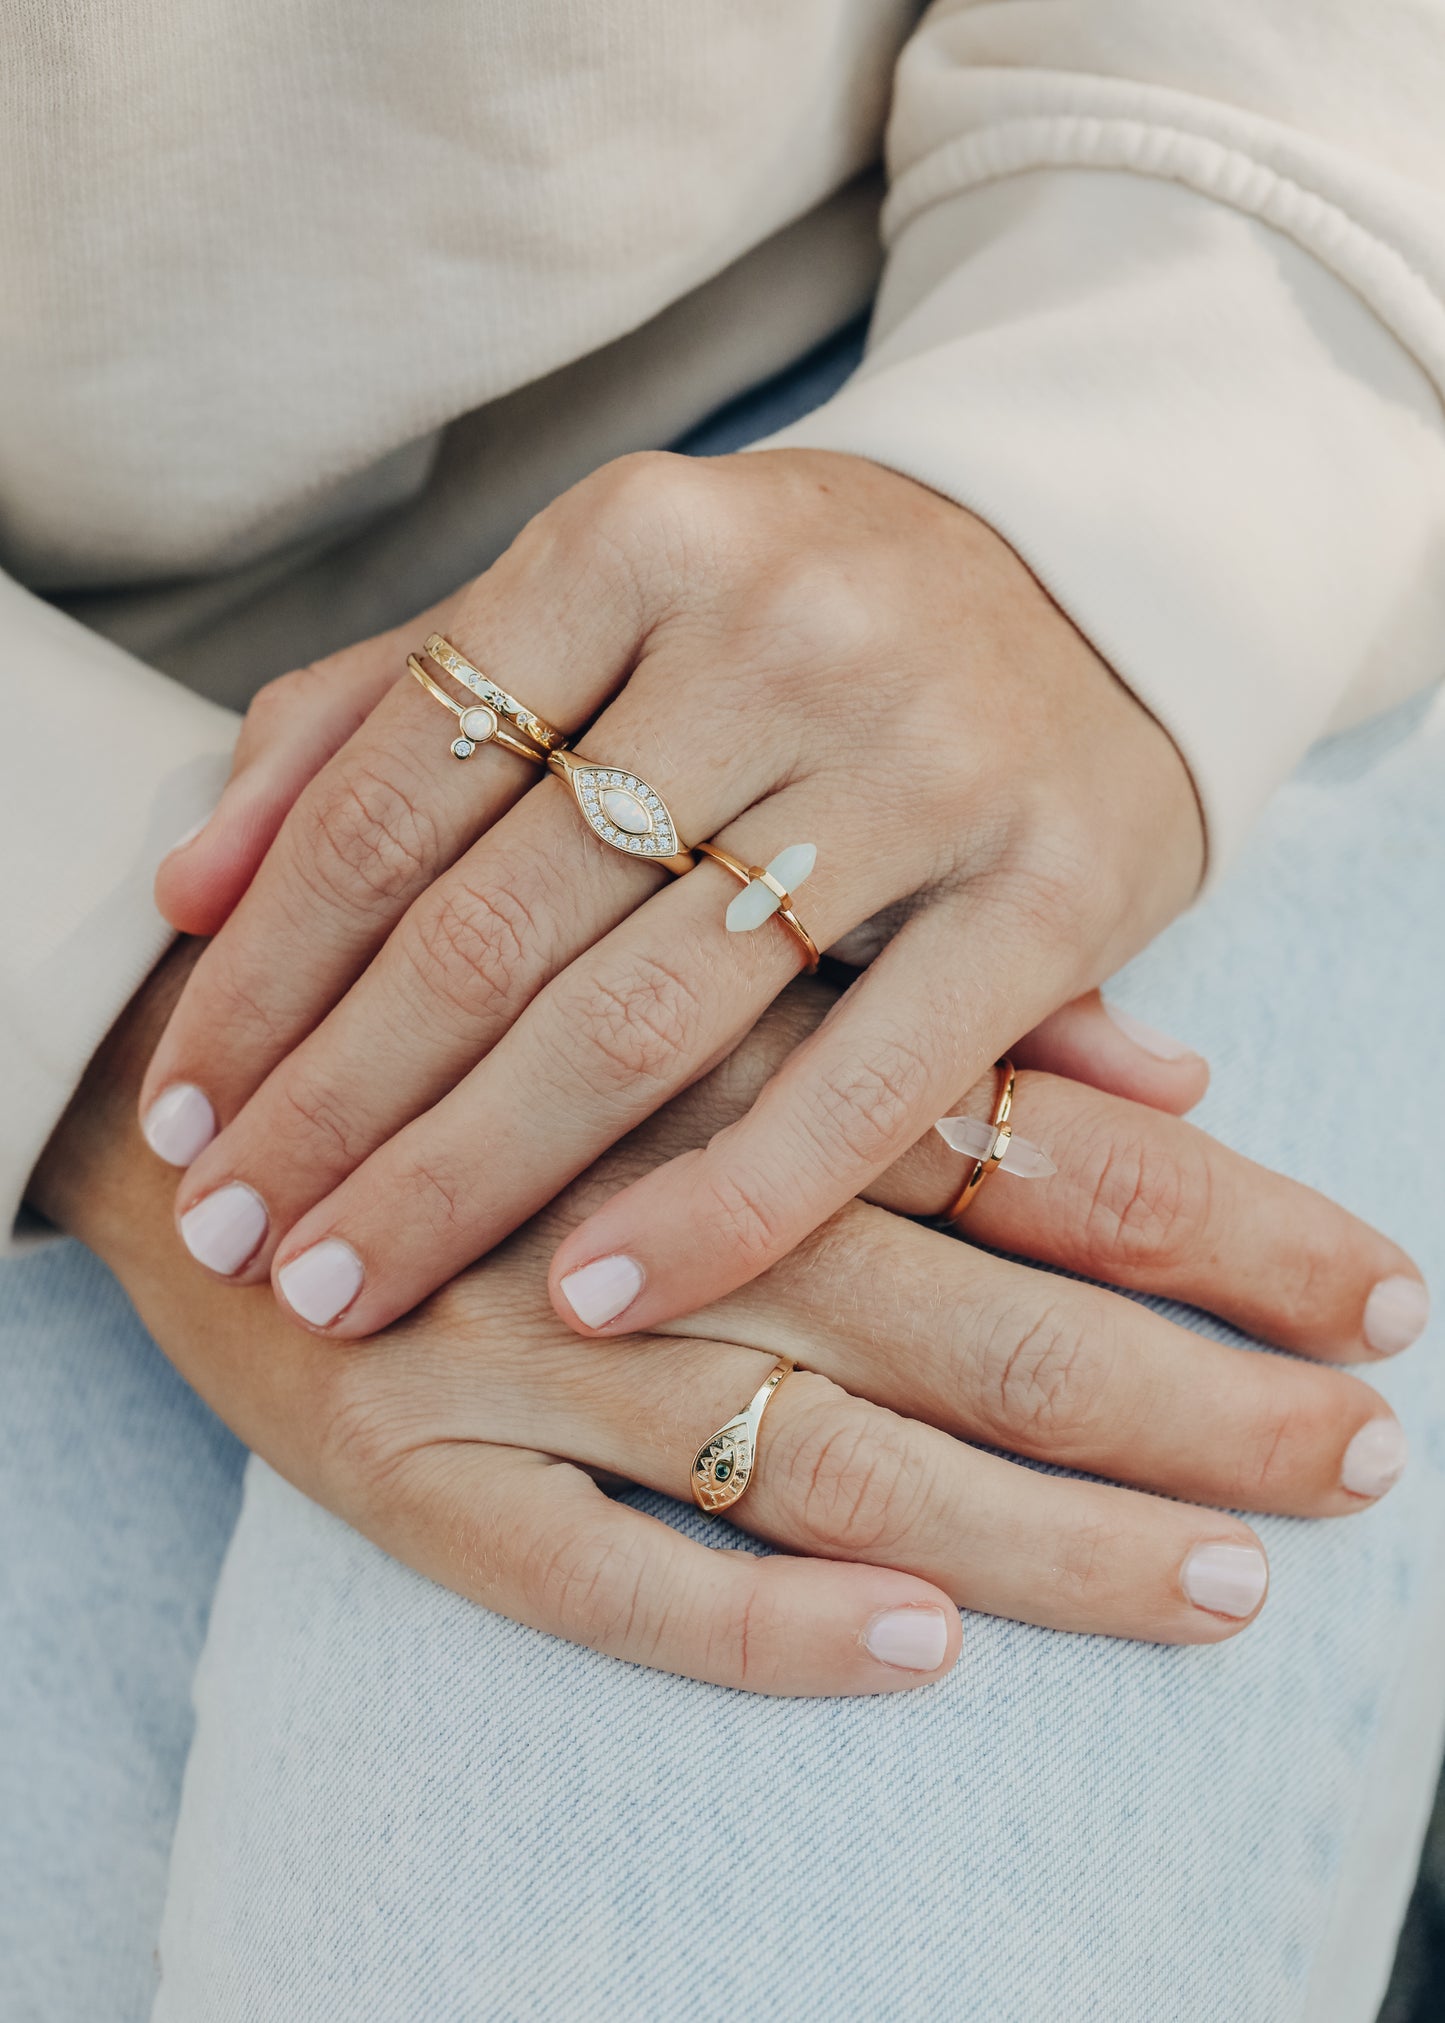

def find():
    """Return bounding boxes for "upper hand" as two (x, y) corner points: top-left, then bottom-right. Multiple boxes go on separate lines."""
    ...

(141, 447), (1206, 1334)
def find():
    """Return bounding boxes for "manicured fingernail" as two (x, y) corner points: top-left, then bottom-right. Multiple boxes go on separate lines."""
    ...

(1102, 1000), (1199, 1062)
(277, 1239), (366, 1328)
(166, 816), (210, 856)
(179, 1183), (268, 1277)
(1341, 1418), (1409, 1499)
(1364, 1275), (1430, 1356)
(559, 1255), (645, 1328)
(863, 1606), (951, 1672)
(1181, 1540), (1268, 1619)
(142, 1084), (217, 1167)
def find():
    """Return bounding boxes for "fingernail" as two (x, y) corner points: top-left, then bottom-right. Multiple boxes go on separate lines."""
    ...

(1180, 1540), (1269, 1619)
(863, 1607), (951, 1672)
(165, 816), (210, 856)
(1102, 1000), (1199, 1062)
(142, 1084), (217, 1167)
(277, 1238), (366, 1328)
(1364, 1275), (1430, 1356)
(559, 1254), (645, 1329)
(1341, 1418), (1409, 1499)
(179, 1183), (268, 1277)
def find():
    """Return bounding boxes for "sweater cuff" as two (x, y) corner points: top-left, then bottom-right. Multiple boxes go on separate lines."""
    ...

(2, 577), (237, 1251)
(758, 169), (1445, 879)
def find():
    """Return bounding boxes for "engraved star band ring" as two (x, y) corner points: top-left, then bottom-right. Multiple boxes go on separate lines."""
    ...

(695, 841), (820, 970)
(943, 1058), (1016, 1222)
(419, 633), (567, 755)
(407, 654), (557, 766)
(691, 1359), (794, 1515)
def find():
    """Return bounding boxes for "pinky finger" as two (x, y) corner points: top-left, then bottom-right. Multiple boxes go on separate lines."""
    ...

(379, 1444), (962, 1697)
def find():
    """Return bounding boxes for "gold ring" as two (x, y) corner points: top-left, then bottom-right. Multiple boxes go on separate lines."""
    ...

(422, 634), (567, 754)
(692, 1360), (794, 1514)
(407, 656), (554, 765)
(546, 747), (694, 875)
(945, 1058), (1015, 1222)
(695, 842), (820, 971)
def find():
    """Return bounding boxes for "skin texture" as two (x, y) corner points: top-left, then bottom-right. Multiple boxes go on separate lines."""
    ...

(31, 941), (1424, 1695)
(138, 448), (1210, 1339)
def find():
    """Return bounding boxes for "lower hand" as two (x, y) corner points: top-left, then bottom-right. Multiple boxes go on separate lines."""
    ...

(39, 945), (1420, 1695)
(139, 448), (1207, 1338)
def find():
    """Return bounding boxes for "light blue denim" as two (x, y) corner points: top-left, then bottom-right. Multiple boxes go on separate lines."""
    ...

(2, 336), (1443, 2023)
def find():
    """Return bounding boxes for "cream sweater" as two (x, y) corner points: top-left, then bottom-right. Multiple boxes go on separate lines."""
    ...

(5, 0), (1445, 1240)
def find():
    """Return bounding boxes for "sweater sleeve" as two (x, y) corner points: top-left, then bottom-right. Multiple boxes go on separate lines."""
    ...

(763, 0), (1445, 876)
(1, 574), (237, 1250)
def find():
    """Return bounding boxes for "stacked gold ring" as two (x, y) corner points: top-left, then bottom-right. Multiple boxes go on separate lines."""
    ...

(406, 654), (559, 766)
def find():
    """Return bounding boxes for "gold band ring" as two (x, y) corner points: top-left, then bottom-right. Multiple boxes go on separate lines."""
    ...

(421, 634), (567, 754)
(945, 1058), (1016, 1223)
(546, 747), (694, 876)
(692, 1360), (794, 1515)
(407, 657), (554, 765)
(694, 842), (820, 971)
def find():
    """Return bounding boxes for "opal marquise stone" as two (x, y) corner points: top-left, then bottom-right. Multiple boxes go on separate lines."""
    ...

(575, 768), (678, 857)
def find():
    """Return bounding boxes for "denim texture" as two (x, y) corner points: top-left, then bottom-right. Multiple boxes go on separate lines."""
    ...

(2, 339), (1442, 2021)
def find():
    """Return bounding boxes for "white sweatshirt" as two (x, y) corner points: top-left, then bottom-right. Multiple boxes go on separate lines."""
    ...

(4, 0), (1445, 1240)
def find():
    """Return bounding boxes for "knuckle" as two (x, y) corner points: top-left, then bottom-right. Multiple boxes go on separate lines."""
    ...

(385, 1145), (470, 1239)
(406, 875), (543, 1025)
(742, 556), (878, 675)
(566, 953), (705, 1100)
(695, 1165), (786, 1275)
(806, 1034), (935, 1176)
(1071, 1121), (1210, 1279)
(526, 1522), (653, 1654)
(297, 760), (439, 912)
(193, 955), (294, 1058)
(973, 1297), (1104, 1452)
(271, 1072), (367, 1169)
(779, 1387), (927, 1557)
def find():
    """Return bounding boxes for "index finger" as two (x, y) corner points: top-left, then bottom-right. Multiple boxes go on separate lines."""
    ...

(137, 491), (659, 1164)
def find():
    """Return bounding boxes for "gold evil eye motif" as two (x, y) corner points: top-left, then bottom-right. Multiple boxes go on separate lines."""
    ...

(569, 767), (681, 859)
(692, 1428), (753, 1514)
(690, 1362), (792, 1516)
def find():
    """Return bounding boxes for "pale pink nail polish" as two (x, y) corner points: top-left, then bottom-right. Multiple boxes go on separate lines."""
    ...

(863, 1607), (950, 1672)
(179, 1183), (268, 1277)
(1363, 1276), (1430, 1356)
(559, 1255), (645, 1328)
(1180, 1540), (1268, 1619)
(1102, 1000), (1199, 1063)
(142, 1084), (217, 1167)
(277, 1239), (365, 1328)
(1341, 1418), (1409, 1499)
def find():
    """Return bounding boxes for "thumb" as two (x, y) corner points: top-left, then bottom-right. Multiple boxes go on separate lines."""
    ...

(153, 619), (419, 936)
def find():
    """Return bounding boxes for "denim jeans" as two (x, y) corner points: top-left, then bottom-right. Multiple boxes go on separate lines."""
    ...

(3, 337), (1443, 2023)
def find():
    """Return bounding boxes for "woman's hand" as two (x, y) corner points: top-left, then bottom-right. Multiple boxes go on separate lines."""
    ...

(45, 945), (1422, 1695)
(139, 448), (1209, 1338)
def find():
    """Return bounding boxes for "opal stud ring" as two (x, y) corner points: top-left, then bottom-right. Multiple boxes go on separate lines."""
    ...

(406, 655), (554, 764)
(692, 1360), (794, 1515)
(421, 634), (567, 754)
